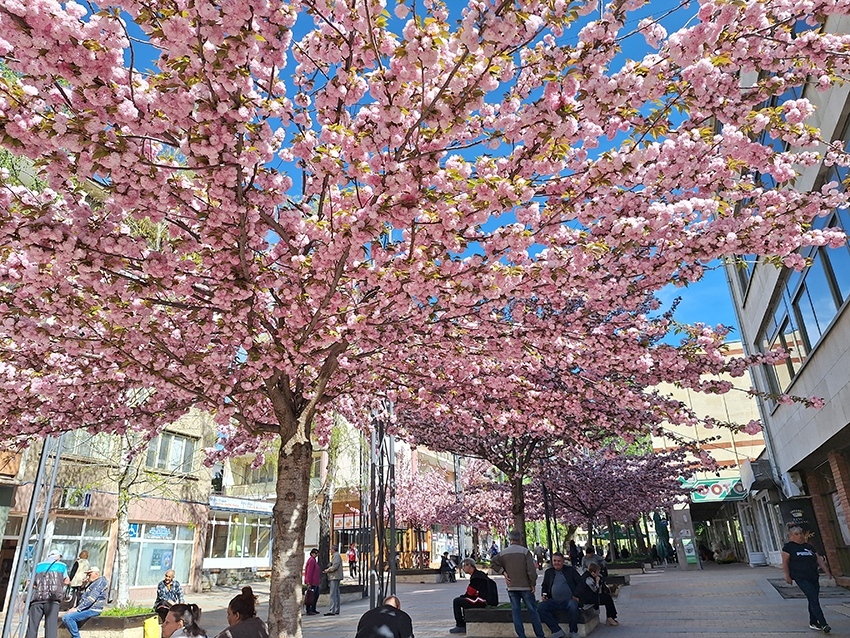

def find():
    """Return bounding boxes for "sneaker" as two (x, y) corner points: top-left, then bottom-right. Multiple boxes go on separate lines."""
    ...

(550, 631), (566, 638)
(449, 627), (467, 634)
(606, 618), (619, 626)
(822, 625), (831, 634)
(811, 624), (823, 631)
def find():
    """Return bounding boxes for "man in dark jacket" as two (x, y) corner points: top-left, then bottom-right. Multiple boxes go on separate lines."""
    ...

(449, 559), (490, 634)
(356, 595), (414, 638)
(538, 553), (582, 638)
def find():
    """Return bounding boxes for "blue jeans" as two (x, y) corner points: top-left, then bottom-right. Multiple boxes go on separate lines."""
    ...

(508, 590), (545, 638)
(795, 578), (827, 627)
(538, 598), (579, 634)
(62, 609), (102, 638)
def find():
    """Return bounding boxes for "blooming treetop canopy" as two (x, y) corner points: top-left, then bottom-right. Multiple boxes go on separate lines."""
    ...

(3, 0), (850, 634)
(1, 0), (849, 452)
(533, 446), (695, 527)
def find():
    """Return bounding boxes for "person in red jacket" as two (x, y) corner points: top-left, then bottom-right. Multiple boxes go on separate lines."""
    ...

(303, 549), (321, 616)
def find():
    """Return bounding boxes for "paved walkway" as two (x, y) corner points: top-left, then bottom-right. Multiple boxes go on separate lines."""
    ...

(193, 563), (850, 638)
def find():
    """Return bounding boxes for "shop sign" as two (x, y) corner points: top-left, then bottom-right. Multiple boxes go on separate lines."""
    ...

(146, 525), (175, 540)
(690, 477), (747, 502)
(209, 494), (274, 515)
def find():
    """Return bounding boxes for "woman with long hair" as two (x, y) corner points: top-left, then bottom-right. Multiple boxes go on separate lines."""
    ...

(215, 587), (268, 638)
(161, 604), (206, 638)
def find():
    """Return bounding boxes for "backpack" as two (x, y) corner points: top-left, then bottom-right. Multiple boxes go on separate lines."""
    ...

(33, 563), (65, 602)
(484, 576), (499, 607)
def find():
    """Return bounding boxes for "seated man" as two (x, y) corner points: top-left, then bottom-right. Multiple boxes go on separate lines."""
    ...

(356, 595), (414, 638)
(449, 559), (489, 634)
(61, 566), (108, 638)
(539, 552), (582, 638)
(577, 563), (618, 626)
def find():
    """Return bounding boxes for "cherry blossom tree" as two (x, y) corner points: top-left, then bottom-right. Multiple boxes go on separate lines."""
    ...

(533, 446), (694, 546)
(3, 1), (850, 636)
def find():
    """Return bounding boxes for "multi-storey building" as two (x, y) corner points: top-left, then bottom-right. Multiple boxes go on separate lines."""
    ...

(724, 12), (850, 583)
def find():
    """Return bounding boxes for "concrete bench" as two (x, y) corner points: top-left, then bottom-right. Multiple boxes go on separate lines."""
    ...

(395, 568), (446, 584)
(466, 606), (599, 638)
(317, 583), (364, 606)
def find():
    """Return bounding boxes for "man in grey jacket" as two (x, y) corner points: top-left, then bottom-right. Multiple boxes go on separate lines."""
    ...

(490, 530), (545, 638)
(324, 546), (344, 615)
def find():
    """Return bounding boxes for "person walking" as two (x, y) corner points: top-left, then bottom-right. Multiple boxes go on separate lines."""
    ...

(538, 553), (581, 638)
(26, 549), (70, 638)
(491, 529), (545, 638)
(67, 550), (90, 608)
(61, 566), (108, 638)
(347, 543), (358, 578)
(567, 541), (581, 568)
(355, 595), (414, 638)
(782, 526), (832, 634)
(303, 548), (321, 616)
(324, 546), (343, 616)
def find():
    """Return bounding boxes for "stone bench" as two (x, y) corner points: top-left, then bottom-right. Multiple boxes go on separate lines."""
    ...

(395, 568), (446, 584)
(466, 606), (599, 638)
(317, 583), (364, 606)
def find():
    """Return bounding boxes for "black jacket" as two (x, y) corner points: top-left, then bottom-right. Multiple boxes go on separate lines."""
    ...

(355, 605), (414, 638)
(541, 566), (582, 600)
(467, 569), (490, 600)
(575, 570), (608, 605)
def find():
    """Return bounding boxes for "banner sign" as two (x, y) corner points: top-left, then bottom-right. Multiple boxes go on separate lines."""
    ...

(690, 477), (747, 502)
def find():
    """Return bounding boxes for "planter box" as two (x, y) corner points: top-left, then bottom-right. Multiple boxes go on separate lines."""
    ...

(317, 583), (364, 607)
(58, 613), (156, 638)
(466, 606), (599, 638)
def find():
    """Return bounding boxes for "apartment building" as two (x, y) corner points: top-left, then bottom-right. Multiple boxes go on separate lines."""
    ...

(724, 12), (850, 583)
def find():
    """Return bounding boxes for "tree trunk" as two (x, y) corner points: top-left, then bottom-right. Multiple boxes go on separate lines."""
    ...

(115, 436), (133, 607)
(509, 475), (527, 544)
(632, 520), (647, 553)
(587, 518), (594, 548)
(268, 436), (313, 638)
(607, 517), (617, 561)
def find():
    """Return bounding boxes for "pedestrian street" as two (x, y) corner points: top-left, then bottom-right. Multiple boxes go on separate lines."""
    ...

(193, 562), (850, 638)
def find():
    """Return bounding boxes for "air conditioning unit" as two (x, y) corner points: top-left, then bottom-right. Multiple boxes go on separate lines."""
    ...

(60, 488), (92, 510)
(781, 472), (805, 498)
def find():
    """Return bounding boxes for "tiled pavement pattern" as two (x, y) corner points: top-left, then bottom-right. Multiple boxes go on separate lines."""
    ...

(191, 563), (850, 638)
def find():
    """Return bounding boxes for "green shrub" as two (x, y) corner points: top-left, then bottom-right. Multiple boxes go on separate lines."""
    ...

(100, 606), (156, 617)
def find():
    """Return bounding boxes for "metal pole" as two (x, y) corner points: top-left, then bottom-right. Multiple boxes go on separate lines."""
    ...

(388, 429), (396, 596)
(541, 483), (554, 554)
(4, 435), (64, 638)
(369, 426), (378, 609)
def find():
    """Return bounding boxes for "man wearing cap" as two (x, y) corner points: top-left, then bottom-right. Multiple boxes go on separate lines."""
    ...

(61, 565), (109, 638)
(490, 530), (545, 638)
(27, 550), (70, 638)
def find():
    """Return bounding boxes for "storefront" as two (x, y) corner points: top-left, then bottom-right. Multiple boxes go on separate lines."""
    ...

(127, 522), (195, 587)
(203, 495), (273, 585)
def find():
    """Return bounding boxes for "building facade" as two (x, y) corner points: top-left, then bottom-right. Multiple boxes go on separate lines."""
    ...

(724, 12), (850, 583)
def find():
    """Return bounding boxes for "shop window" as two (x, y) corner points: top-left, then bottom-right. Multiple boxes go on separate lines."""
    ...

(204, 513), (272, 561)
(127, 523), (194, 587)
(146, 432), (196, 474)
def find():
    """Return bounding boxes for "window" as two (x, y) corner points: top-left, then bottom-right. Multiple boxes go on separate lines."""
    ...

(62, 430), (113, 459)
(51, 517), (110, 572)
(146, 433), (196, 474)
(127, 523), (194, 587)
(204, 513), (272, 562)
